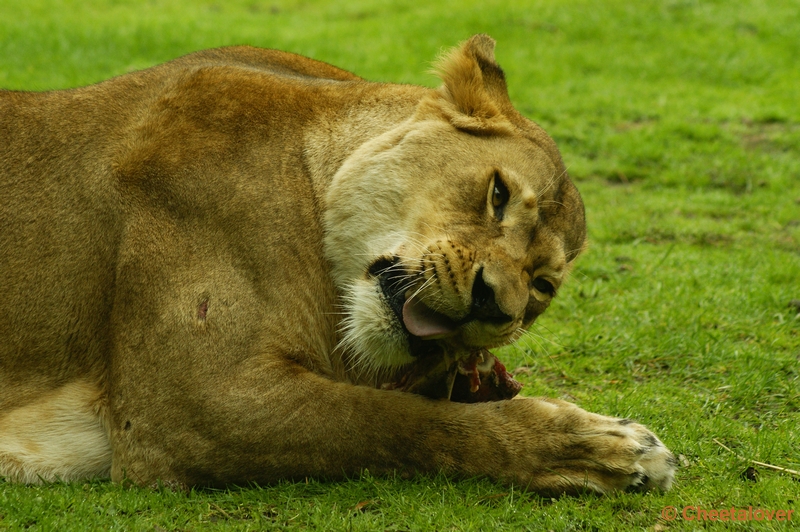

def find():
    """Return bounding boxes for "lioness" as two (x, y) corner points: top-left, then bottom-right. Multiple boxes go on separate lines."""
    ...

(0, 35), (675, 494)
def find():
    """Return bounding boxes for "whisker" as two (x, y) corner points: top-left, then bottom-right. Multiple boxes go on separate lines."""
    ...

(537, 164), (570, 197)
(528, 322), (564, 348)
(406, 275), (437, 303)
(515, 327), (551, 358)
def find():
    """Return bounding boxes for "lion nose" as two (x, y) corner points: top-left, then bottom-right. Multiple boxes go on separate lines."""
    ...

(470, 268), (513, 324)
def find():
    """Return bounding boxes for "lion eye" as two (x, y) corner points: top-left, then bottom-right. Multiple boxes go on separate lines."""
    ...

(532, 277), (555, 296)
(491, 173), (509, 219)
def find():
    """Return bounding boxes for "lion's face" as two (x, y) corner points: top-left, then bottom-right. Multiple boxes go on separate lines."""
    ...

(323, 35), (585, 378)
(325, 119), (585, 376)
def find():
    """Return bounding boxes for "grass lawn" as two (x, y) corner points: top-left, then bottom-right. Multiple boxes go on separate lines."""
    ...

(1, 0), (798, 530)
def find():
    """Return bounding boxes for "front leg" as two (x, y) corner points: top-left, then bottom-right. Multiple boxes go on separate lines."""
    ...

(109, 356), (674, 494)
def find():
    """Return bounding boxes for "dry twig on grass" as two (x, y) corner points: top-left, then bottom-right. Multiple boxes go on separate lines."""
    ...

(713, 438), (800, 477)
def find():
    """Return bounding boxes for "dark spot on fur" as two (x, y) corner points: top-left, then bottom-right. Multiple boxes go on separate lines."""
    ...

(667, 454), (679, 467)
(645, 434), (659, 447)
(625, 473), (649, 492)
(618, 418), (635, 425)
(197, 300), (208, 320)
(124, 421), (131, 431)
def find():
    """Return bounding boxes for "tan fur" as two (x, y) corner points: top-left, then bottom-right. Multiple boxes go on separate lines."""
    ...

(0, 35), (674, 493)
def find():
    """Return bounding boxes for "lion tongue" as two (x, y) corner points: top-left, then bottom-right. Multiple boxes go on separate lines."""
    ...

(402, 298), (456, 339)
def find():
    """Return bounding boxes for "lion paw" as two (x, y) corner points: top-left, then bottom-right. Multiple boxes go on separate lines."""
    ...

(510, 399), (677, 494)
(573, 416), (677, 494)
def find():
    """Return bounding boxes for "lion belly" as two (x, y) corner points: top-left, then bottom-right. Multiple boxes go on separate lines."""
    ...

(0, 379), (111, 483)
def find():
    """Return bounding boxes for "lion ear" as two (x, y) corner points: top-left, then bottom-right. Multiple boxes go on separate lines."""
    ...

(431, 34), (514, 132)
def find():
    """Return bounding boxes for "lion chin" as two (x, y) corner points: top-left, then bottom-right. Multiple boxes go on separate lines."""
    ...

(0, 34), (675, 494)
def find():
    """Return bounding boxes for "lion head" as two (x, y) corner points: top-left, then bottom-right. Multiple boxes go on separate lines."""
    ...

(324, 35), (586, 380)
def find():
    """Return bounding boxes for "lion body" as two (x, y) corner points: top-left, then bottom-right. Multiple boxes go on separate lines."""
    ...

(0, 37), (675, 493)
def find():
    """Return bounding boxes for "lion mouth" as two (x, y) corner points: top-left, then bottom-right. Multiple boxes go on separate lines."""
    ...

(369, 257), (458, 340)
(369, 258), (523, 402)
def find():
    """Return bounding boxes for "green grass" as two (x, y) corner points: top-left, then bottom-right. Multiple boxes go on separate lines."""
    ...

(2, 0), (799, 530)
